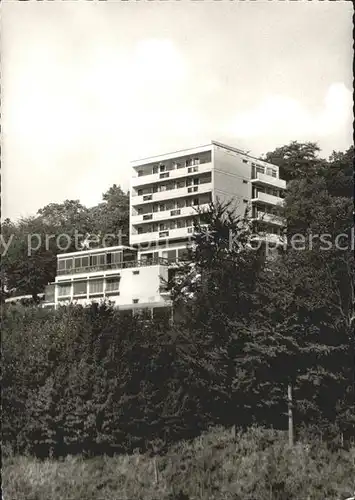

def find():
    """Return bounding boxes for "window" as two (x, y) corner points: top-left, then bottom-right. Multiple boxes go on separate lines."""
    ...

(163, 249), (177, 262)
(58, 284), (71, 297)
(177, 180), (185, 189)
(133, 270), (140, 275)
(256, 165), (265, 175)
(58, 258), (73, 271)
(243, 199), (248, 203)
(193, 198), (199, 206)
(138, 170), (144, 177)
(178, 248), (189, 261)
(74, 258), (81, 269)
(73, 281), (87, 296)
(159, 164), (166, 172)
(153, 165), (159, 174)
(266, 167), (277, 178)
(106, 277), (120, 292)
(89, 279), (104, 295)
(72, 256), (89, 270)
(133, 299), (139, 304)
(90, 254), (105, 267)
(138, 189), (143, 196)
(243, 180), (248, 184)
(242, 159), (248, 164)
(111, 252), (122, 264)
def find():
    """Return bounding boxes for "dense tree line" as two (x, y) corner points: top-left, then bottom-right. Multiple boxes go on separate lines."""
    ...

(1, 184), (129, 301)
(1, 142), (354, 457)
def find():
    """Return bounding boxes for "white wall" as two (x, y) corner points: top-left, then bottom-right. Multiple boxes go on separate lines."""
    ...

(54, 264), (169, 308)
(212, 145), (252, 217)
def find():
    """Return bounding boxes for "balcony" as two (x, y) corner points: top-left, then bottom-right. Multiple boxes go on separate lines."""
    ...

(251, 233), (286, 245)
(131, 162), (212, 188)
(251, 191), (284, 206)
(57, 258), (170, 276)
(130, 226), (194, 245)
(132, 183), (212, 205)
(252, 211), (284, 226)
(251, 172), (286, 190)
(131, 203), (209, 225)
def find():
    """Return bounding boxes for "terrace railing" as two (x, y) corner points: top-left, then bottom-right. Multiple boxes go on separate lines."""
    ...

(57, 257), (170, 276)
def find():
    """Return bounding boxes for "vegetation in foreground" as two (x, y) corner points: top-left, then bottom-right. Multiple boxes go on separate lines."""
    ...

(4, 427), (355, 500)
(2, 142), (354, 499)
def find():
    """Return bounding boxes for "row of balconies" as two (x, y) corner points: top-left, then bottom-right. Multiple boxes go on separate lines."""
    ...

(131, 183), (213, 206)
(132, 186), (283, 209)
(130, 224), (285, 246)
(130, 226), (195, 244)
(57, 257), (170, 276)
(132, 165), (286, 192)
(131, 162), (213, 188)
(131, 203), (209, 225)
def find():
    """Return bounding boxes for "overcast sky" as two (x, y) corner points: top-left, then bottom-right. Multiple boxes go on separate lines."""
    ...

(2, 1), (353, 221)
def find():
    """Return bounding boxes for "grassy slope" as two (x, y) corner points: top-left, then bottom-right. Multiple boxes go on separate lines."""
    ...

(3, 427), (355, 500)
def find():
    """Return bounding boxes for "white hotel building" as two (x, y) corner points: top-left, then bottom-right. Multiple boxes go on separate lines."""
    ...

(8, 141), (285, 311)
(130, 140), (286, 262)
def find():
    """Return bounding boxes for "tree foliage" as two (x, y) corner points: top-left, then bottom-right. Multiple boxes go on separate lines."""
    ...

(2, 142), (353, 458)
(1, 186), (129, 299)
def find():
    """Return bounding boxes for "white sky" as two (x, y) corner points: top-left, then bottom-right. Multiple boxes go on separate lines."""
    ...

(1, 1), (353, 221)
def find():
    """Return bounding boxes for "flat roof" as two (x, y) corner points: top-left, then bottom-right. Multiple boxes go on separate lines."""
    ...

(131, 142), (213, 166)
(130, 140), (279, 169)
(58, 245), (137, 258)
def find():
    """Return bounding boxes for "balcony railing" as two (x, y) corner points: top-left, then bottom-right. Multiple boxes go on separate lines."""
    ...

(132, 182), (212, 205)
(57, 258), (170, 276)
(131, 162), (212, 188)
(251, 172), (286, 190)
(252, 211), (285, 226)
(251, 191), (284, 206)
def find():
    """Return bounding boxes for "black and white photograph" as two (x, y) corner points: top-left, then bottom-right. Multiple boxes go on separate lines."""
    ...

(1, 0), (354, 498)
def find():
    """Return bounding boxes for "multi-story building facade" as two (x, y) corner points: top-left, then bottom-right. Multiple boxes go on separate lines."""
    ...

(41, 246), (171, 313)
(5, 141), (285, 310)
(130, 141), (286, 263)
